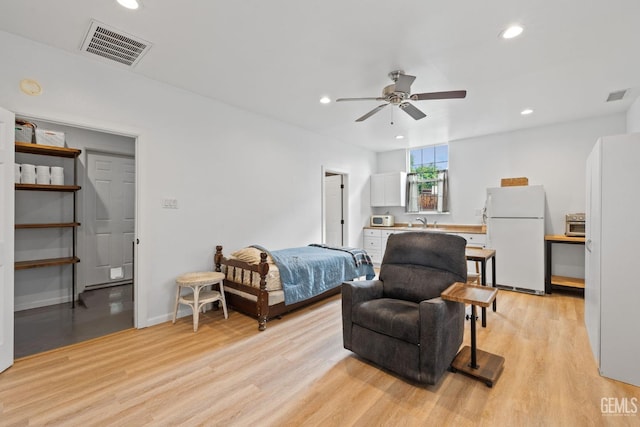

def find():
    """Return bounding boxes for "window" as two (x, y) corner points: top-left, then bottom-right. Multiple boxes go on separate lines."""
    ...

(406, 144), (449, 213)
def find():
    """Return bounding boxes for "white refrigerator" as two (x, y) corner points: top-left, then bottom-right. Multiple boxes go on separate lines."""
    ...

(585, 134), (640, 386)
(485, 185), (545, 294)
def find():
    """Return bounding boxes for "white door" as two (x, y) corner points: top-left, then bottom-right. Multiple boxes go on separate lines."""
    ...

(84, 152), (135, 290)
(370, 174), (386, 207)
(486, 185), (545, 218)
(0, 107), (15, 372)
(487, 217), (545, 293)
(598, 134), (640, 386)
(324, 174), (343, 246)
(584, 140), (601, 365)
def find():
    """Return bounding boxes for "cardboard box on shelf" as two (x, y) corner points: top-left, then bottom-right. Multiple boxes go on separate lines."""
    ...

(500, 177), (528, 187)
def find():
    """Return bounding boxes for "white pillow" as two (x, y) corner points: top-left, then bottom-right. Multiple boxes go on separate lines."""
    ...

(230, 247), (273, 265)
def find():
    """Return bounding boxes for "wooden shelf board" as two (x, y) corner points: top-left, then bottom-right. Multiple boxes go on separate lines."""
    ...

(15, 183), (81, 192)
(545, 234), (585, 243)
(15, 222), (80, 229)
(15, 256), (80, 270)
(441, 282), (498, 307)
(15, 142), (81, 158)
(551, 275), (585, 289)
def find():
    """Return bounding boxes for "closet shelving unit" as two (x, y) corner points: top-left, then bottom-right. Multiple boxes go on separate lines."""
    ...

(14, 141), (81, 307)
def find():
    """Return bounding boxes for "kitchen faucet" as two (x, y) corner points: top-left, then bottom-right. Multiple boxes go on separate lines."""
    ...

(417, 217), (428, 228)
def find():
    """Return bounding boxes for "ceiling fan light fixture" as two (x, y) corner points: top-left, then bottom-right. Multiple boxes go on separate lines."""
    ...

(117, 0), (140, 10)
(500, 25), (524, 39)
(521, 108), (534, 115)
(319, 96), (331, 104)
(337, 71), (467, 122)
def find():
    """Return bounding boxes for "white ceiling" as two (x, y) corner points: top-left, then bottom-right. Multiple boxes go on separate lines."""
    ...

(1, 0), (639, 152)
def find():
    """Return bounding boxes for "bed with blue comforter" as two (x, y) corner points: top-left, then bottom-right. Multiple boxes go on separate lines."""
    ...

(214, 244), (375, 330)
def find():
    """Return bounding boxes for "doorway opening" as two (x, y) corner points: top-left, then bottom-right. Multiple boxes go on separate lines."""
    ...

(323, 169), (348, 246)
(13, 118), (136, 358)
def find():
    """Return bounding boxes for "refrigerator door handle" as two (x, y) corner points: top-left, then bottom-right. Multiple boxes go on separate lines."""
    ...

(586, 239), (592, 252)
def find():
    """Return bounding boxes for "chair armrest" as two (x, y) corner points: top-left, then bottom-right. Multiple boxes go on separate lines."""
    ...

(418, 297), (465, 384)
(342, 280), (383, 305)
(341, 280), (384, 350)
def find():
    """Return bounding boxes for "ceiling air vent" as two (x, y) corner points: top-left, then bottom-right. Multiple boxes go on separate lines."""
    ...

(80, 20), (152, 67)
(606, 89), (627, 102)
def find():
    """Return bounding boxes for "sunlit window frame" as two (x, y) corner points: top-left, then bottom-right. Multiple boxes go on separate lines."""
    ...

(406, 144), (449, 213)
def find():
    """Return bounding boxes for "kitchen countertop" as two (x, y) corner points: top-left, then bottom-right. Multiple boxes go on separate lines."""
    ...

(364, 224), (486, 234)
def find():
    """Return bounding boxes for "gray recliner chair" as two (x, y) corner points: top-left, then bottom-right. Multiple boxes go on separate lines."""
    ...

(342, 232), (467, 385)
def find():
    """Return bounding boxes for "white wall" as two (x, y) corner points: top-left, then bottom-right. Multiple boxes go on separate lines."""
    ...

(376, 149), (407, 174)
(376, 114), (626, 279)
(376, 114), (625, 228)
(627, 96), (640, 133)
(1, 31), (376, 326)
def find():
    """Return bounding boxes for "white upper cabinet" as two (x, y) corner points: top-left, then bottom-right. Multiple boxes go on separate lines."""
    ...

(370, 172), (406, 207)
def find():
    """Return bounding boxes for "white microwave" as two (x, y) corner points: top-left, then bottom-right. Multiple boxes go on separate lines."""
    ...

(371, 215), (394, 227)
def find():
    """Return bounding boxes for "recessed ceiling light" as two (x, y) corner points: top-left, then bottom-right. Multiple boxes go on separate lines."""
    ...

(319, 96), (331, 104)
(500, 25), (524, 39)
(117, 0), (140, 10)
(395, 135), (404, 140)
(521, 108), (534, 115)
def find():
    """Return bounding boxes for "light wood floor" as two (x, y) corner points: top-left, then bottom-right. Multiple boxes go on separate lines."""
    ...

(1, 290), (638, 426)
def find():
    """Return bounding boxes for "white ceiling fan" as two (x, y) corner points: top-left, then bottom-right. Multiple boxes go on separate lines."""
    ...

(336, 70), (467, 122)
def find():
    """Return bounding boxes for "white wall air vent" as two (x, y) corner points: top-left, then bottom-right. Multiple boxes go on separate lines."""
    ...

(80, 20), (152, 67)
(606, 89), (627, 102)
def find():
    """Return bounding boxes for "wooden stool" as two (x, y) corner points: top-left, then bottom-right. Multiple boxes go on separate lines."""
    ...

(466, 245), (483, 285)
(173, 271), (228, 332)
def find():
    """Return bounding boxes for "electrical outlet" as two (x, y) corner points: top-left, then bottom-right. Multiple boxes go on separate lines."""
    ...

(162, 198), (178, 209)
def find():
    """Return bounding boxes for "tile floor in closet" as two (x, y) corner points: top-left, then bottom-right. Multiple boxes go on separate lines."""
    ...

(14, 284), (134, 358)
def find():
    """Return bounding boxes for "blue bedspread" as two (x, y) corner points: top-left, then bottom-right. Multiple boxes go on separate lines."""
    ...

(308, 244), (373, 268)
(253, 245), (375, 305)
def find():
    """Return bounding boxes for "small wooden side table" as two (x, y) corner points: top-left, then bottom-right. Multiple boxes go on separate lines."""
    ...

(441, 282), (504, 387)
(465, 247), (497, 327)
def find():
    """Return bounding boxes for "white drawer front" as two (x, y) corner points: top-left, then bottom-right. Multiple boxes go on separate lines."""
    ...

(456, 233), (486, 247)
(368, 251), (382, 264)
(364, 236), (381, 250)
(383, 230), (409, 238)
(364, 228), (382, 237)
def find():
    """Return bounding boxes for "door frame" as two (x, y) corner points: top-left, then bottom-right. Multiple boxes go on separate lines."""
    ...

(321, 166), (349, 246)
(11, 110), (145, 329)
(0, 107), (15, 373)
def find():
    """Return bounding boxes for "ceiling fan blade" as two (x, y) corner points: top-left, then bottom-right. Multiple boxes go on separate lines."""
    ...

(399, 102), (426, 120)
(336, 97), (385, 102)
(394, 74), (416, 94)
(356, 103), (389, 122)
(410, 90), (467, 101)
